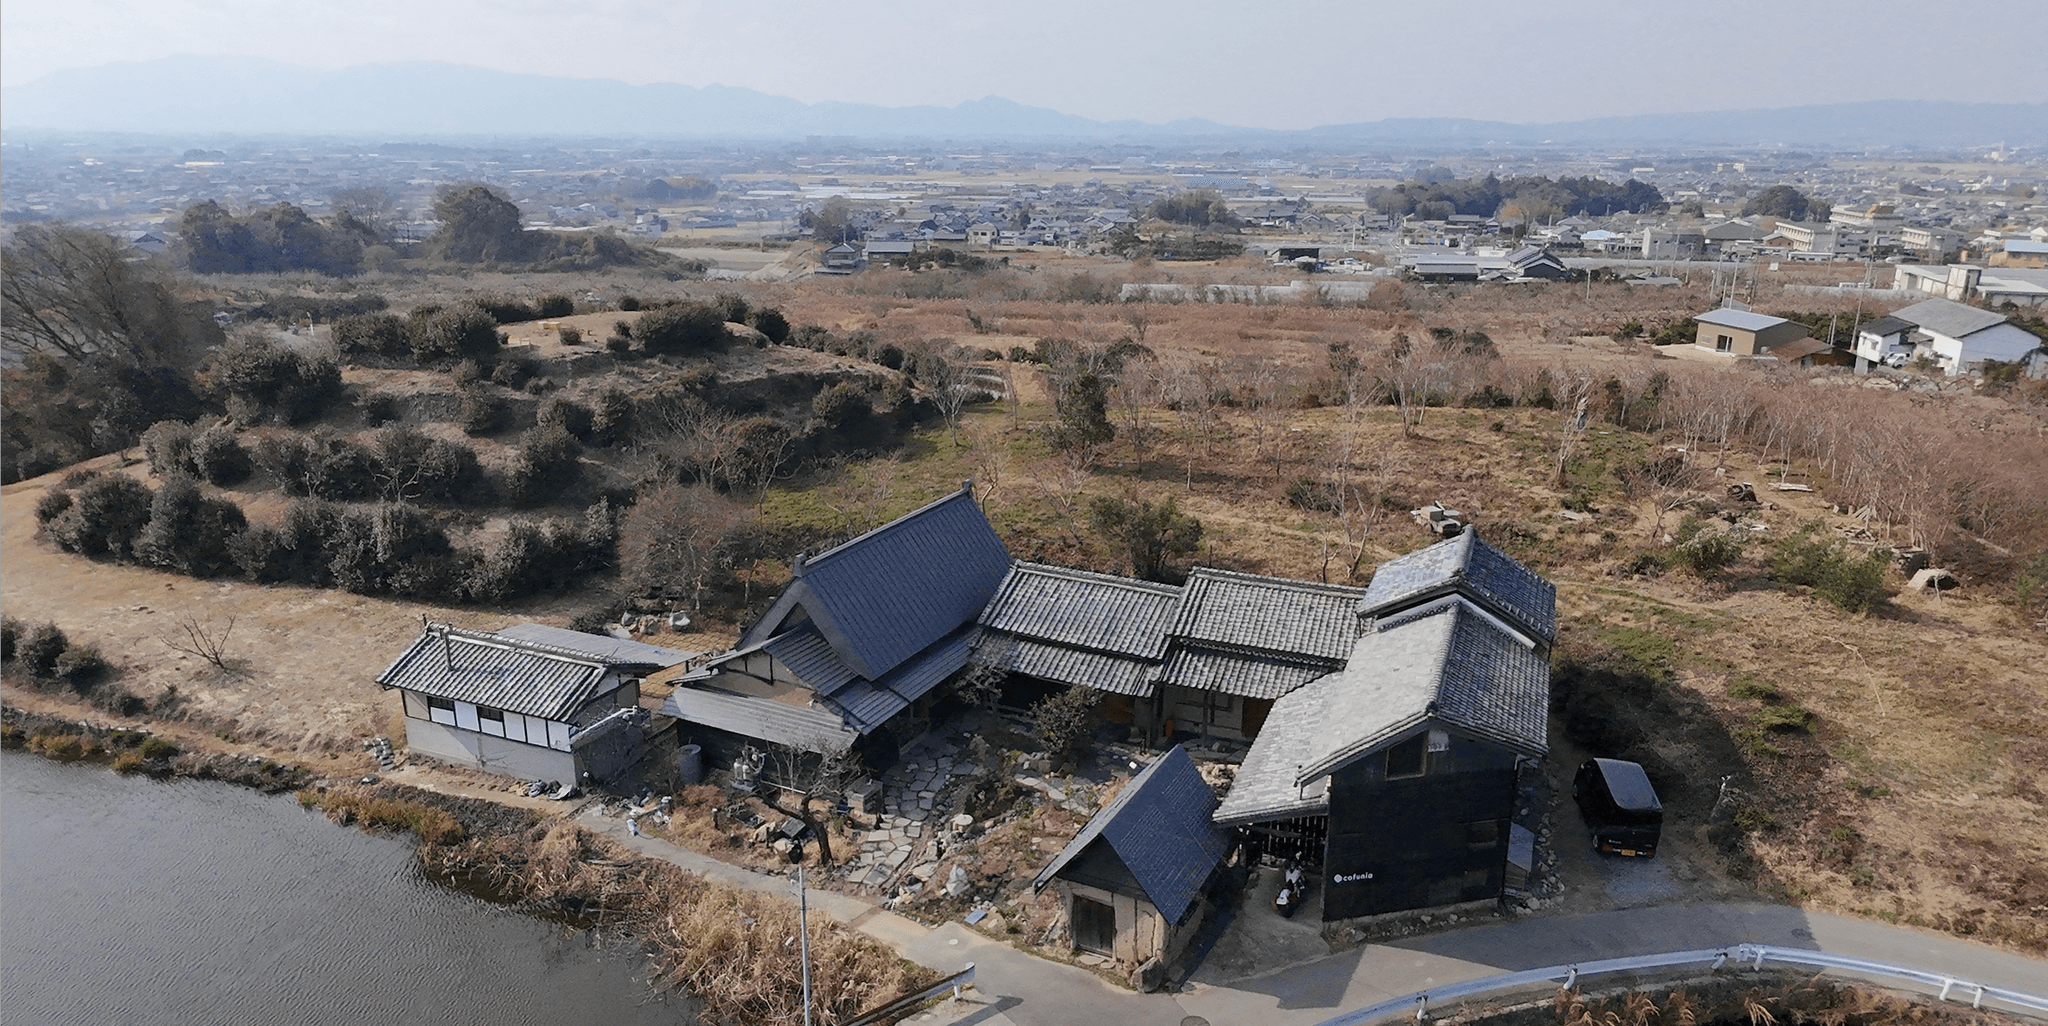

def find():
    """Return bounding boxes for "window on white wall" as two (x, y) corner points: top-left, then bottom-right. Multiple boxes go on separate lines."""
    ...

(454, 702), (479, 732)
(502, 713), (526, 744)
(478, 706), (506, 738)
(427, 695), (457, 726)
(546, 721), (572, 751)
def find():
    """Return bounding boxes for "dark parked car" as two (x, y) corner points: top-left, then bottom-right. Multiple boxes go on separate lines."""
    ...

(1573, 758), (1662, 857)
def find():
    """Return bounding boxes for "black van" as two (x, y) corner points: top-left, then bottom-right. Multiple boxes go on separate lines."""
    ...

(1572, 758), (1662, 857)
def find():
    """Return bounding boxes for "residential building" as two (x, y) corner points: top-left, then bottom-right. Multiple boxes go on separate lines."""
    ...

(660, 486), (1012, 771)
(863, 240), (917, 263)
(1214, 531), (1555, 922)
(1505, 244), (1570, 280)
(1901, 226), (1965, 262)
(377, 623), (690, 783)
(1992, 239), (2048, 268)
(1692, 308), (1813, 358)
(1888, 298), (2044, 375)
(1853, 315), (1916, 365)
(1639, 228), (1704, 260)
(1031, 746), (1229, 976)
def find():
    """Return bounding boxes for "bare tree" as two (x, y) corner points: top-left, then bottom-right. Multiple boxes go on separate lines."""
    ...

(162, 615), (239, 673)
(760, 739), (862, 865)
(918, 341), (983, 443)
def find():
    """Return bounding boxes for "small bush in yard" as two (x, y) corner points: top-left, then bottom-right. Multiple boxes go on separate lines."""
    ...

(53, 645), (109, 692)
(1030, 686), (1101, 766)
(17, 623), (69, 678)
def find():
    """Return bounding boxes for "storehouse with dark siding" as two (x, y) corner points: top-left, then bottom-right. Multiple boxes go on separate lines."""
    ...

(1032, 746), (1230, 970)
(1214, 531), (1556, 922)
(378, 623), (689, 783)
(661, 484), (1012, 771)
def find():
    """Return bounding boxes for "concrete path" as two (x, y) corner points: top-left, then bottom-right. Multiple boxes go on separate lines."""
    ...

(578, 811), (2048, 1026)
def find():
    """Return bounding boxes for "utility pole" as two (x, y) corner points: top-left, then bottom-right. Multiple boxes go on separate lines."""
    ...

(797, 866), (814, 1026)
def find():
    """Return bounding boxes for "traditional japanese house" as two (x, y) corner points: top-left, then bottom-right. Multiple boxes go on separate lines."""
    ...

(660, 485), (1011, 770)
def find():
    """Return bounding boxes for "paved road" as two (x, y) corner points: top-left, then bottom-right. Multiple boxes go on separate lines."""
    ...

(579, 811), (2048, 1026)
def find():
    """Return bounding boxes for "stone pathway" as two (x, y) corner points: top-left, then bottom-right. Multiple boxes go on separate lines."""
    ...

(840, 735), (968, 896)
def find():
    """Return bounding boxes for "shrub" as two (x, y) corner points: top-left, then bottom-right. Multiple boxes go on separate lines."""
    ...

(190, 424), (252, 485)
(138, 736), (179, 760)
(605, 334), (632, 354)
(1771, 527), (1890, 613)
(558, 326), (583, 346)
(254, 433), (319, 493)
(408, 303), (501, 364)
(332, 313), (412, 361)
(489, 359), (535, 390)
(463, 517), (603, 602)
(476, 296), (541, 324)
(17, 623), (69, 678)
(204, 336), (343, 424)
(139, 475), (248, 576)
(1673, 529), (1745, 576)
(1030, 686), (1101, 766)
(636, 302), (729, 356)
(536, 397), (593, 441)
(327, 503), (461, 598)
(35, 490), (74, 526)
(373, 427), (484, 504)
(536, 294), (575, 319)
(231, 497), (339, 585)
(1726, 674), (1781, 702)
(140, 420), (199, 477)
(748, 307), (790, 344)
(52, 644), (109, 692)
(588, 388), (633, 446)
(0, 617), (17, 661)
(48, 474), (155, 560)
(456, 384), (507, 435)
(618, 296), (642, 312)
(505, 423), (584, 506)
(305, 437), (379, 500)
(711, 292), (749, 324)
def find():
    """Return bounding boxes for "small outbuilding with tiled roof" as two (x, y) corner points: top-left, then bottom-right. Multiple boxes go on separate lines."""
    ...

(378, 622), (689, 783)
(1031, 746), (1230, 974)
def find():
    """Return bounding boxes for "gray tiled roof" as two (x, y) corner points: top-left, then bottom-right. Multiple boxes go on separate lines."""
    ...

(1159, 646), (1337, 701)
(1212, 671), (1332, 825)
(742, 487), (1012, 681)
(660, 686), (858, 754)
(980, 562), (1180, 660)
(1695, 308), (1788, 332)
(494, 623), (697, 668)
(1032, 746), (1229, 924)
(1892, 298), (2009, 339)
(1172, 567), (1365, 662)
(973, 634), (1158, 696)
(1859, 315), (1913, 337)
(761, 624), (859, 695)
(377, 624), (660, 721)
(822, 627), (980, 732)
(1216, 602), (1548, 825)
(1357, 531), (1556, 644)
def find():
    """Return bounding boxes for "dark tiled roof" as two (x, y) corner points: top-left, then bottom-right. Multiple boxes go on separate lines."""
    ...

(973, 634), (1158, 696)
(377, 624), (661, 721)
(980, 562), (1179, 660)
(494, 623), (697, 667)
(1159, 646), (1338, 700)
(660, 686), (858, 754)
(1216, 602), (1548, 825)
(822, 627), (980, 732)
(761, 624), (859, 695)
(1859, 315), (1912, 337)
(1212, 672), (1332, 825)
(1171, 567), (1365, 662)
(1357, 531), (1557, 644)
(743, 488), (1011, 681)
(1032, 746), (1229, 924)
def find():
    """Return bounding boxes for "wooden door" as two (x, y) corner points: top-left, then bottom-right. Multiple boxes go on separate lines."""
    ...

(1071, 896), (1116, 954)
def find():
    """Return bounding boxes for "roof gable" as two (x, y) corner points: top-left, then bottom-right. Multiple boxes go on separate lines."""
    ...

(376, 623), (657, 721)
(1033, 746), (1228, 923)
(743, 487), (1011, 680)
(1356, 531), (1556, 643)
(1892, 298), (2009, 339)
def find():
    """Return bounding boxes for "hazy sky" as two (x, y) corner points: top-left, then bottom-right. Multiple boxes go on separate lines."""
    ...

(5, 0), (2044, 129)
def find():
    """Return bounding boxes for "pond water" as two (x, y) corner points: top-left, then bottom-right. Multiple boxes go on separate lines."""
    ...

(1, 751), (690, 1025)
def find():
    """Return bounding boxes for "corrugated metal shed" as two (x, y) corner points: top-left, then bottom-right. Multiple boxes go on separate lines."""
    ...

(1032, 746), (1229, 924)
(1356, 531), (1556, 644)
(1171, 567), (1364, 663)
(494, 623), (696, 667)
(742, 487), (1011, 681)
(659, 686), (858, 754)
(377, 624), (658, 722)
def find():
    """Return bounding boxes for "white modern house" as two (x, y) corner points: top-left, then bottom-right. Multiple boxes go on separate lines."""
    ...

(1888, 299), (2044, 376)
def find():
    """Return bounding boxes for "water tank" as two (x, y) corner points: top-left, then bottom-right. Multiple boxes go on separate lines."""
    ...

(675, 744), (703, 786)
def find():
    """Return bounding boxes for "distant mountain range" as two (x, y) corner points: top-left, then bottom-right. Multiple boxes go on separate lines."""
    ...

(5, 56), (2044, 149)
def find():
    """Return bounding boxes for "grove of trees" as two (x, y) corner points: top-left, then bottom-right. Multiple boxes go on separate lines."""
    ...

(1372, 173), (1665, 220)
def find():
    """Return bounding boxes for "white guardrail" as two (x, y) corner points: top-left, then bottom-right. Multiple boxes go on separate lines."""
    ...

(1313, 944), (2048, 1026)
